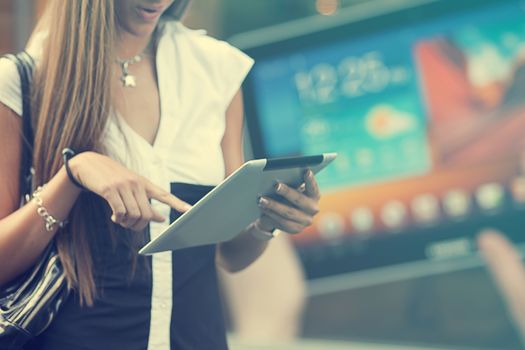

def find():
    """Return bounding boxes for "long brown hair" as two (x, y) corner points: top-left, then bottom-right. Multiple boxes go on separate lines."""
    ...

(31, 0), (191, 306)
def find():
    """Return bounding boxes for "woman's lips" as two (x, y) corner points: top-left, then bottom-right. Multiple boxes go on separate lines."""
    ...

(136, 6), (163, 22)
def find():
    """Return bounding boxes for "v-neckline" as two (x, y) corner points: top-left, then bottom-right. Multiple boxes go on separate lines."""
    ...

(115, 108), (164, 150)
(114, 29), (166, 151)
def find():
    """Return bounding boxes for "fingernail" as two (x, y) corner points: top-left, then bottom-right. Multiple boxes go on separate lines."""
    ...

(304, 169), (312, 179)
(258, 197), (269, 207)
(275, 182), (282, 193)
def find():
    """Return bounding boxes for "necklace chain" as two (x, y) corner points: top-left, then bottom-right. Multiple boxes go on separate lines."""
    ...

(116, 52), (145, 88)
(116, 30), (157, 88)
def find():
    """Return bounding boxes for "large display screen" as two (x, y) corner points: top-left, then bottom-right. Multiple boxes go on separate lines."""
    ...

(241, 0), (525, 281)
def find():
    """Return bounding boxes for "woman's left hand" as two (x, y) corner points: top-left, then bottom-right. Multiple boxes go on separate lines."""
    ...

(256, 169), (320, 234)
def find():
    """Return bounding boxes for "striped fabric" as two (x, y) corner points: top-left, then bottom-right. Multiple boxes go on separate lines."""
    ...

(0, 246), (69, 350)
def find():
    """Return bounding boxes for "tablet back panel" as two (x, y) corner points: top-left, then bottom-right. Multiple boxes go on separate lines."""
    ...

(139, 154), (336, 254)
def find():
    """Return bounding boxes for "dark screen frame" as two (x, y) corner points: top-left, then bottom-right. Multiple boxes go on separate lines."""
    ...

(235, 0), (525, 281)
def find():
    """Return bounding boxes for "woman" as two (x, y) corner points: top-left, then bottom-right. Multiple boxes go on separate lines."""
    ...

(0, 0), (321, 349)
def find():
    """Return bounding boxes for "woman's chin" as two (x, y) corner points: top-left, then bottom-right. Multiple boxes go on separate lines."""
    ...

(120, 23), (158, 39)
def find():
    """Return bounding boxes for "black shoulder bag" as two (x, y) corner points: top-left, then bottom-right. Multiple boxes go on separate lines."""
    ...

(0, 52), (69, 350)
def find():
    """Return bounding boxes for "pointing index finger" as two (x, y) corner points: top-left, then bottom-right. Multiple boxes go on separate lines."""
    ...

(145, 180), (192, 213)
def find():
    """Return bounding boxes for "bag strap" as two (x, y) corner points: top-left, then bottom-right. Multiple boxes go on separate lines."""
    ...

(3, 51), (35, 199)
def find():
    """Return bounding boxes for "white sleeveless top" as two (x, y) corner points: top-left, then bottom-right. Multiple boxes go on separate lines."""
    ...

(0, 20), (253, 185)
(0, 20), (253, 350)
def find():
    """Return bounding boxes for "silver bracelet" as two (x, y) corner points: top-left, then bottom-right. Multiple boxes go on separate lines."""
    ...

(26, 186), (68, 232)
(249, 221), (280, 241)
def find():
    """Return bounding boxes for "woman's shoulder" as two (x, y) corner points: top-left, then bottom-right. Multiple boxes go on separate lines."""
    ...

(0, 56), (19, 81)
(158, 20), (254, 107)
(162, 20), (250, 61)
(161, 20), (209, 42)
(0, 31), (45, 117)
(163, 20), (207, 36)
(0, 56), (22, 117)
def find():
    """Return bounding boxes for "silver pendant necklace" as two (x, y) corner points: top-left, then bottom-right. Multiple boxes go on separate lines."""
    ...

(116, 54), (143, 88)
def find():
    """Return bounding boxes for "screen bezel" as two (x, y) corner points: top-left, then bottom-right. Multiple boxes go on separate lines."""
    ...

(233, 0), (525, 290)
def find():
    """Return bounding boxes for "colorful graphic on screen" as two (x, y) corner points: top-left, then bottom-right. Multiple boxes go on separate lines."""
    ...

(247, 1), (525, 258)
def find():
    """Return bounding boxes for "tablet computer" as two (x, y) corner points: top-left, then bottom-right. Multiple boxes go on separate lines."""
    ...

(139, 153), (337, 255)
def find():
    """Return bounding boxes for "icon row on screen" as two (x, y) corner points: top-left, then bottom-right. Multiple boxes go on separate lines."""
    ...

(316, 178), (525, 240)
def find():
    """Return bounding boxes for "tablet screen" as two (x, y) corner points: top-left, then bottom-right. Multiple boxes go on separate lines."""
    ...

(241, 0), (525, 282)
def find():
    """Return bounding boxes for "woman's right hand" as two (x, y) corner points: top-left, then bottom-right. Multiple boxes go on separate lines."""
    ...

(69, 151), (191, 231)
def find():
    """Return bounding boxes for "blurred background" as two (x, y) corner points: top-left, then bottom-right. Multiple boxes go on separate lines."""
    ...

(3, 0), (525, 349)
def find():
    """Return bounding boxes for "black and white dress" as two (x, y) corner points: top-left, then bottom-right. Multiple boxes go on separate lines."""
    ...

(0, 20), (253, 350)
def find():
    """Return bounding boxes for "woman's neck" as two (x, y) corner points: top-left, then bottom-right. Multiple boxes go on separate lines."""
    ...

(115, 31), (155, 60)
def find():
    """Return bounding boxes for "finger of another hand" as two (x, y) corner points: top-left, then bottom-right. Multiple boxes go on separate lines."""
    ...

(275, 182), (319, 216)
(259, 196), (312, 226)
(106, 190), (126, 223)
(139, 187), (166, 223)
(259, 207), (304, 234)
(119, 188), (142, 228)
(304, 169), (320, 200)
(131, 187), (165, 230)
(478, 230), (525, 332)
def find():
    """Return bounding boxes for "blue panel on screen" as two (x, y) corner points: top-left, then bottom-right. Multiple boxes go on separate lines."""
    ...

(240, 0), (525, 280)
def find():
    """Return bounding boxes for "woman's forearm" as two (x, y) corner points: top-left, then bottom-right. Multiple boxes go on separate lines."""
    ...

(217, 225), (270, 273)
(0, 166), (82, 286)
